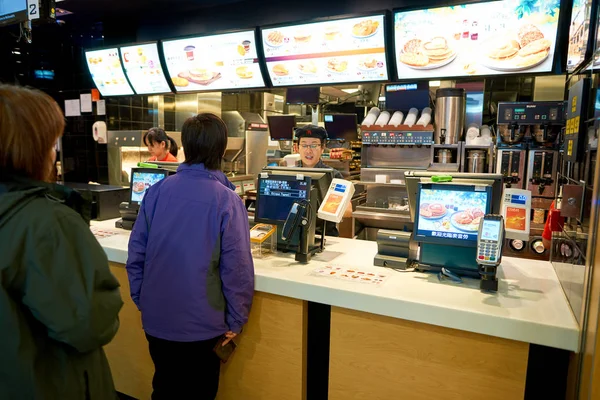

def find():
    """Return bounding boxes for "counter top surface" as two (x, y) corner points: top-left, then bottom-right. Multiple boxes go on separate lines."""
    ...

(92, 219), (580, 352)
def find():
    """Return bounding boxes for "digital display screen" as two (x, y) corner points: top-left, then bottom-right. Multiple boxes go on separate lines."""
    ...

(510, 194), (528, 205)
(86, 48), (134, 96)
(267, 115), (296, 141)
(120, 43), (171, 94)
(130, 171), (167, 204)
(0, 0), (27, 26)
(567, 0), (592, 72)
(162, 30), (265, 92)
(417, 186), (490, 242)
(286, 87), (320, 104)
(256, 178), (310, 222)
(480, 220), (501, 241)
(262, 14), (388, 87)
(324, 114), (358, 141)
(394, 0), (560, 80)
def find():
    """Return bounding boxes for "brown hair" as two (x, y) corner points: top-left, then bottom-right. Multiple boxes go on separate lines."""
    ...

(0, 84), (65, 181)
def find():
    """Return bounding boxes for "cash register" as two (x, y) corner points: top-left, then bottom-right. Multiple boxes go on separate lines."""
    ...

(254, 166), (335, 262)
(406, 172), (505, 290)
(115, 167), (170, 230)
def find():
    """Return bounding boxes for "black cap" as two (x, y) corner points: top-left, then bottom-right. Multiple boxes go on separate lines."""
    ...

(295, 125), (328, 141)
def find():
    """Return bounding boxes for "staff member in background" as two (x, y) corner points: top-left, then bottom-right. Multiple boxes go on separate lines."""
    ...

(0, 84), (123, 399)
(295, 125), (352, 237)
(144, 127), (179, 162)
(127, 113), (255, 400)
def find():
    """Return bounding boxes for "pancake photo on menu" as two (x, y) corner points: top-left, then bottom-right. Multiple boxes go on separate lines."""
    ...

(398, 36), (457, 70)
(480, 24), (551, 71)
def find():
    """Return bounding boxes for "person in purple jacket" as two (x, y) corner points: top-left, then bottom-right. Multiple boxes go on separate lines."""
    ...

(126, 113), (255, 400)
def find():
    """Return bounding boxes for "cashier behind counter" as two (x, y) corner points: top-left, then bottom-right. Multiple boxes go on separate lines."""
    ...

(295, 125), (348, 237)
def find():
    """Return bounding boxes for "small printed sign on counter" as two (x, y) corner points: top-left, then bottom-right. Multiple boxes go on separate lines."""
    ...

(91, 227), (119, 239)
(310, 265), (390, 286)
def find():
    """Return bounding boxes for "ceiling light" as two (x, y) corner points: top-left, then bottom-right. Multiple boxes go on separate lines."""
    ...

(342, 88), (359, 94)
(429, 80), (441, 87)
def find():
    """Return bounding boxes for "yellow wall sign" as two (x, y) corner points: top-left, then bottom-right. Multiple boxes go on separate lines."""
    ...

(572, 96), (578, 113)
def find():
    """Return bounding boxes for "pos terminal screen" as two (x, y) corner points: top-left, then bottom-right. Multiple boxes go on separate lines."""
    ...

(416, 184), (491, 244)
(130, 170), (168, 205)
(255, 176), (311, 222)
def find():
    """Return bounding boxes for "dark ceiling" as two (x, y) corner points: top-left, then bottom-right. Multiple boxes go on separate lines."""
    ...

(57, 0), (250, 21)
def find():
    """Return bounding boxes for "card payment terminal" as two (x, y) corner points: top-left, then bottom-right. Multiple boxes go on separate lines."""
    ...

(477, 214), (505, 292)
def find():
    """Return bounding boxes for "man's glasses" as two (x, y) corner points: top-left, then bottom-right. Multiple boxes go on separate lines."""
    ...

(299, 144), (321, 150)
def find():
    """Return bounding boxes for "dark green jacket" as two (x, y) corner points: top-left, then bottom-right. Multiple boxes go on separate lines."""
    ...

(0, 176), (123, 400)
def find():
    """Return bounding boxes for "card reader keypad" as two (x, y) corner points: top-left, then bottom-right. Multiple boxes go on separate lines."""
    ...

(478, 242), (498, 262)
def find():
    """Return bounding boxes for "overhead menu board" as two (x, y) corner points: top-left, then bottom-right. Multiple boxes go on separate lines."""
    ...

(567, 0), (593, 72)
(0, 0), (27, 26)
(261, 14), (389, 87)
(120, 43), (172, 95)
(162, 30), (265, 92)
(85, 48), (134, 97)
(394, 0), (561, 80)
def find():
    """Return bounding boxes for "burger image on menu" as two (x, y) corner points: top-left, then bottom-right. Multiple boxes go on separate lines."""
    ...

(235, 66), (254, 79)
(480, 24), (551, 71)
(294, 29), (312, 44)
(324, 26), (341, 41)
(272, 64), (289, 76)
(399, 36), (457, 70)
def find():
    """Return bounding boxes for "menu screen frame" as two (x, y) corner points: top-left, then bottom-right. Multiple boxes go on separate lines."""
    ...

(161, 28), (267, 93)
(259, 11), (392, 88)
(392, 0), (564, 81)
(85, 47), (135, 97)
(566, 0), (596, 72)
(119, 41), (174, 95)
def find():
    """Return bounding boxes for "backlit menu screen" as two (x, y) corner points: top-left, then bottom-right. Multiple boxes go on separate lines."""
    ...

(162, 30), (265, 92)
(394, 0), (561, 79)
(261, 14), (388, 87)
(566, 0), (592, 72)
(86, 48), (134, 96)
(120, 43), (171, 94)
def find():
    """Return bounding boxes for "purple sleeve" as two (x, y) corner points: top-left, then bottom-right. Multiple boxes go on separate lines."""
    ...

(220, 196), (255, 333)
(126, 197), (151, 309)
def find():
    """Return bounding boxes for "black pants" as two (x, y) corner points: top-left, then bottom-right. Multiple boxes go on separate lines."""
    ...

(146, 333), (221, 400)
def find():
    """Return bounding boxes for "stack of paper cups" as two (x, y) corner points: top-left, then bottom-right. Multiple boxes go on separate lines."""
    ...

(404, 108), (419, 127)
(417, 107), (432, 127)
(375, 111), (391, 127)
(361, 107), (380, 127)
(389, 111), (405, 127)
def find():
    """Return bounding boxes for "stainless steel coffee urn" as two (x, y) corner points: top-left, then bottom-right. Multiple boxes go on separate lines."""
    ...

(434, 88), (466, 144)
(466, 149), (486, 173)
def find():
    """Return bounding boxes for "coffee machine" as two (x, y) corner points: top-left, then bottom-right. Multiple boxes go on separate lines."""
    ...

(496, 101), (566, 261)
(496, 101), (565, 195)
(431, 88), (466, 172)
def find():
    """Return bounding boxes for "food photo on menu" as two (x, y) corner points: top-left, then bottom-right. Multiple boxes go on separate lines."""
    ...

(394, 0), (561, 79)
(162, 31), (265, 91)
(417, 188), (489, 241)
(86, 49), (134, 96)
(262, 16), (388, 86)
(120, 44), (171, 94)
